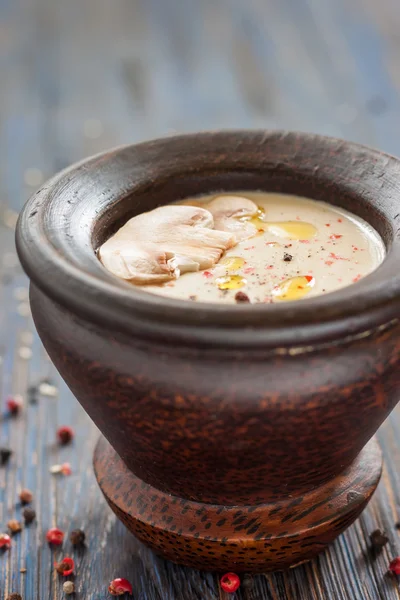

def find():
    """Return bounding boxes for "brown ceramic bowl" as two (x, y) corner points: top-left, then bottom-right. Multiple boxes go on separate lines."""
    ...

(16, 131), (400, 572)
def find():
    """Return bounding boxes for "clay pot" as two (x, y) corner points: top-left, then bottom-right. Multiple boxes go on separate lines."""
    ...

(16, 131), (400, 571)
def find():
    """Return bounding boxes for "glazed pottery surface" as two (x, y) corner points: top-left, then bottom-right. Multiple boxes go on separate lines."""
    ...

(16, 131), (400, 571)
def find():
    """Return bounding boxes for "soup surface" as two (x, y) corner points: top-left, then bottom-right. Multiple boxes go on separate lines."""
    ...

(100, 192), (385, 304)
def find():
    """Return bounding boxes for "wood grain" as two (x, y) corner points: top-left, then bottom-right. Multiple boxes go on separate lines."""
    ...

(2, 0), (400, 598)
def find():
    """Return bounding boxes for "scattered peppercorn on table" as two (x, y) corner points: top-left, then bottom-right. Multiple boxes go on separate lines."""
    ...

(2, 0), (400, 598)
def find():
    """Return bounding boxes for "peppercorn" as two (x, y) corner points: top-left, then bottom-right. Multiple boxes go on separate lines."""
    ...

(0, 448), (12, 466)
(19, 488), (33, 505)
(55, 557), (74, 576)
(220, 572), (240, 593)
(389, 557), (400, 575)
(57, 426), (74, 445)
(234, 291), (250, 304)
(108, 578), (133, 596)
(0, 533), (12, 549)
(283, 253), (293, 262)
(22, 507), (36, 525)
(70, 529), (85, 546)
(6, 594), (22, 600)
(63, 581), (75, 595)
(6, 395), (23, 416)
(46, 527), (64, 545)
(7, 520), (22, 534)
(370, 529), (389, 550)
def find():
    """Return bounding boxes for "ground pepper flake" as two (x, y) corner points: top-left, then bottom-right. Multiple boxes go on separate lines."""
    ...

(283, 253), (293, 262)
(329, 252), (349, 261)
(353, 274), (362, 283)
(220, 572), (240, 593)
(330, 234), (343, 240)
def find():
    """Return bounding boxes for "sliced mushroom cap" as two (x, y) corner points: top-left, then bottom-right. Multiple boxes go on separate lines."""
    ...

(204, 195), (259, 241)
(99, 205), (236, 284)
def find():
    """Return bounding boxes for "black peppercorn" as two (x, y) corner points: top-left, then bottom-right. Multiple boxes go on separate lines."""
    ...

(70, 528), (85, 545)
(22, 508), (36, 525)
(0, 448), (12, 466)
(370, 529), (389, 550)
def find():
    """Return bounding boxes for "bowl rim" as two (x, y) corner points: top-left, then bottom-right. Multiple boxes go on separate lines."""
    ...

(16, 130), (400, 349)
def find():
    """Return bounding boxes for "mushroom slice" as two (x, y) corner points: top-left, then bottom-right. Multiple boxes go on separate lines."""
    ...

(205, 195), (259, 241)
(99, 205), (236, 284)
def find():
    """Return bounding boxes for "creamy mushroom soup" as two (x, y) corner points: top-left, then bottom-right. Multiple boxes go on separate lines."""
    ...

(99, 192), (385, 304)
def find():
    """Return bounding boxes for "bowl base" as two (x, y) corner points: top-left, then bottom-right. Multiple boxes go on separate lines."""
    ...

(93, 436), (382, 572)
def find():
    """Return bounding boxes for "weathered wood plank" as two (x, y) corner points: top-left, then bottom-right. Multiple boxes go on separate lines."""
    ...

(2, 0), (400, 598)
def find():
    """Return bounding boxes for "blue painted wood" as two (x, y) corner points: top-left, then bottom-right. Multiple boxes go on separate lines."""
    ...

(2, 0), (400, 597)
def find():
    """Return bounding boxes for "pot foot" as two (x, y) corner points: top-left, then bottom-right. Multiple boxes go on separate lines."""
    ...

(93, 436), (382, 572)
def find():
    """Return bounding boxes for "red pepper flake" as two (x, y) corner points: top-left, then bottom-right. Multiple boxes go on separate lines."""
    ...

(305, 276), (314, 283)
(265, 265), (274, 270)
(108, 578), (133, 596)
(284, 244), (292, 248)
(299, 240), (310, 244)
(220, 572), (240, 593)
(266, 242), (277, 247)
(46, 527), (64, 545)
(0, 533), (11, 549)
(330, 234), (343, 240)
(352, 274), (362, 283)
(338, 218), (343, 223)
(244, 246), (255, 250)
(352, 245), (359, 251)
(243, 267), (255, 275)
(55, 556), (74, 576)
(389, 557), (400, 575)
(325, 223), (331, 227)
(325, 260), (334, 266)
(202, 271), (213, 279)
(329, 252), (349, 261)
(295, 216), (301, 221)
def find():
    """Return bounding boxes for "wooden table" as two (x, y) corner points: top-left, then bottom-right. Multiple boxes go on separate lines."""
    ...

(1, 0), (400, 598)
